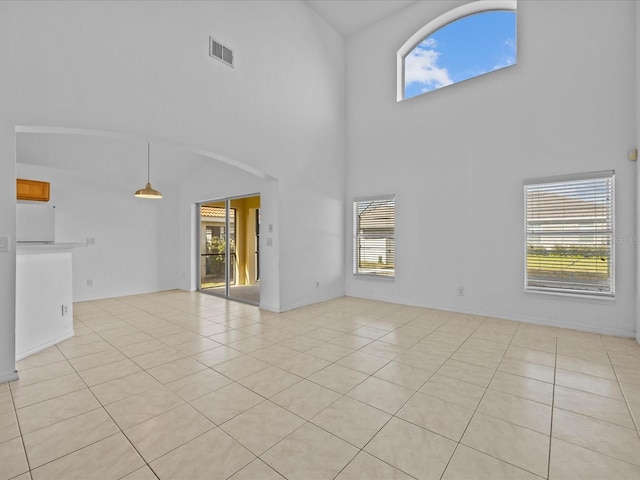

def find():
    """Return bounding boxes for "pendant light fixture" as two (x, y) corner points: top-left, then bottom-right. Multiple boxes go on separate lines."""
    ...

(134, 142), (163, 199)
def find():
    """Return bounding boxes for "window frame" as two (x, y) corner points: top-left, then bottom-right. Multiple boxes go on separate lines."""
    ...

(397, 0), (517, 102)
(523, 170), (615, 298)
(353, 194), (396, 279)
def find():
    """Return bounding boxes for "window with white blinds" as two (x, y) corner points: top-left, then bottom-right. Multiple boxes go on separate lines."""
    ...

(524, 171), (614, 297)
(354, 195), (395, 278)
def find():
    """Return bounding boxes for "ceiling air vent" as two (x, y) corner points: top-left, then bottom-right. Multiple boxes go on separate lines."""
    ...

(209, 37), (233, 67)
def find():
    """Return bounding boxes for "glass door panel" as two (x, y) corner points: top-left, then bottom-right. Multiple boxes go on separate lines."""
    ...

(199, 201), (229, 297)
(198, 195), (260, 305)
(227, 196), (260, 304)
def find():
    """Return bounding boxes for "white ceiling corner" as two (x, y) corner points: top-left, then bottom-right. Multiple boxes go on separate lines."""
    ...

(304, 0), (418, 37)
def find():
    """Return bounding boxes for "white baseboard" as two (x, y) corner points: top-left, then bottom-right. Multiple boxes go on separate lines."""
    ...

(346, 293), (636, 338)
(279, 292), (346, 313)
(0, 370), (18, 384)
(16, 330), (74, 361)
(258, 303), (281, 313)
(439, 304), (634, 338)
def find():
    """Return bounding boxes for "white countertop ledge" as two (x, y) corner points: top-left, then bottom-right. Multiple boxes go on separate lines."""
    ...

(16, 242), (86, 254)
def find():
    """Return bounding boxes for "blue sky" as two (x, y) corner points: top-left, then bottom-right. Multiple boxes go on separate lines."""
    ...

(405, 11), (517, 99)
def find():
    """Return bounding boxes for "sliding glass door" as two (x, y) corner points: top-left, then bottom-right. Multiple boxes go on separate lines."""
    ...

(198, 195), (260, 305)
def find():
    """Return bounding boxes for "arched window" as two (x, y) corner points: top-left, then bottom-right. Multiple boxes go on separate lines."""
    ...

(397, 0), (517, 101)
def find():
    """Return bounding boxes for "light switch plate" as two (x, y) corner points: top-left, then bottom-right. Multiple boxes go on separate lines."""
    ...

(0, 235), (9, 252)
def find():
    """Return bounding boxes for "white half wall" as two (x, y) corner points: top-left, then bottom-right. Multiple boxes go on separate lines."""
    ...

(346, 0), (637, 336)
(16, 249), (74, 360)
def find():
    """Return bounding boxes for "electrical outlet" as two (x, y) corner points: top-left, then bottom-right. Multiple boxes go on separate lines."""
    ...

(86, 237), (95, 245)
(87, 279), (93, 287)
(458, 287), (465, 296)
(315, 281), (320, 288)
(61, 305), (68, 316)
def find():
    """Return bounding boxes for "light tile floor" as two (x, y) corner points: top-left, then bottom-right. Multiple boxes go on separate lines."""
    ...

(3, 290), (640, 479)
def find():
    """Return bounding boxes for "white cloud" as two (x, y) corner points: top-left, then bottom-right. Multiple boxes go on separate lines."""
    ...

(404, 40), (453, 91)
(423, 37), (438, 48)
(492, 55), (515, 71)
(492, 37), (516, 71)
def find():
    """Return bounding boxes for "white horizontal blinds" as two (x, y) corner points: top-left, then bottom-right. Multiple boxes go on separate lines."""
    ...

(524, 171), (614, 296)
(354, 196), (395, 277)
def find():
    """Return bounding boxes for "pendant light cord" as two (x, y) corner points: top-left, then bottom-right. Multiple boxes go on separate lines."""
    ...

(134, 141), (162, 198)
(147, 142), (151, 183)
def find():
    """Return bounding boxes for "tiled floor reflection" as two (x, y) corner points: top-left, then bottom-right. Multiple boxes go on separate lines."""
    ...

(4, 290), (640, 479)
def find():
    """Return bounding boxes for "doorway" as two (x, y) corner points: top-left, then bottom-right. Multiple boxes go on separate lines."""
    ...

(198, 194), (260, 305)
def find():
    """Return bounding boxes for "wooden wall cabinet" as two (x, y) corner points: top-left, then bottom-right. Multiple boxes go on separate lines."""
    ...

(17, 178), (50, 202)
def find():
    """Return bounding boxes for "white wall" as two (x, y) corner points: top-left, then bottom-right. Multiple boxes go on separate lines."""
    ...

(636, 0), (640, 345)
(346, 0), (637, 336)
(16, 163), (178, 301)
(0, 0), (346, 380)
(0, 130), (17, 382)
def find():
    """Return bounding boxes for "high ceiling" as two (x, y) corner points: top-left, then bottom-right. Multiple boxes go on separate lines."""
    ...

(305, 0), (417, 37)
(16, 2), (419, 185)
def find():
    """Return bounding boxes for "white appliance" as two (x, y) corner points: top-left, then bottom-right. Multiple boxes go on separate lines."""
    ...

(16, 204), (56, 242)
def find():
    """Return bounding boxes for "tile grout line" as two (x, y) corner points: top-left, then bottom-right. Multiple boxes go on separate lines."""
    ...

(15, 348), (126, 477)
(242, 312), (442, 480)
(602, 338), (640, 440)
(54, 337), (162, 480)
(548, 335), (640, 472)
(89, 314), (245, 480)
(15, 305), (466, 480)
(49, 308), (204, 477)
(437, 319), (539, 479)
(94, 297), (313, 478)
(7, 375), (32, 478)
(11, 294), (640, 479)
(336, 316), (548, 479)
(435, 321), (491, 480)
(546, 335), (558, 480)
